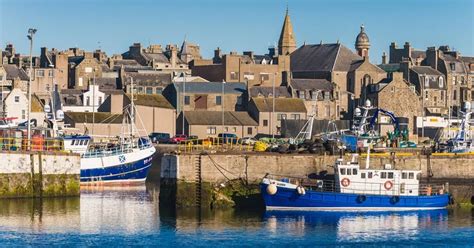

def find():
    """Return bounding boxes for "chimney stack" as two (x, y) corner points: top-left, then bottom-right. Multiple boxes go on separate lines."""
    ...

(382, 52), (387, 64)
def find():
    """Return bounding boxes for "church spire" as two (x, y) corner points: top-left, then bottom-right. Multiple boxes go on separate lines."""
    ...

(278, 7), (296, 56)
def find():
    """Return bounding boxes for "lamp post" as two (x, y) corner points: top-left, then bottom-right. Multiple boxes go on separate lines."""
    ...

(421, 74), (426, 139)
(181, 72), (186, 135)
(48, 64), (57, 136)
(222, 80), (226, 134)
(27, 28), (37, 149)
(271, 73), (276, 139)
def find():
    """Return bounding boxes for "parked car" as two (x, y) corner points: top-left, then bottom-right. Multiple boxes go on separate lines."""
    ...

(218, 133), (238, 144)
(168, 134), (188, 144)
(239, 137), (257, 145)
(149, 132), (170, 144)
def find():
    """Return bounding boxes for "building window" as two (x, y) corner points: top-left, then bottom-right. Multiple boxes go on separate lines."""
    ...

(207, 126), (216, 135)
(230, 72), (238, 80)
(439, 77), (444, 88)
(450, 63), (456, 71)
(324, 91), (330, 100)
(232, 127), (237, 132)
(452, 76), (456, 85)
(138, 86), (143, 93)
(48, 70), (54, 77)
(453, 90), (457, 100)
(14, 96), (20, 103)
(441, 91), (444, 101)
(36, 70), (44, 77)
(277, 113), (287, 120)
(260, 73), (270, 81)
(363, 74), (371, 84)
(424, 91), (428, 100)
(291, 114), (300, 120)
(424, 76), (429, 88)
(243, 72), (254, 80)
(86, 96), (90, 106)
(461, 76), (465, 84)
(155, 88), (163, 94)
(216, 96), (222, 105)
(224, 127), (229, 132)
(325, 106), (331, 117)
(184, 96), (190, 105)
(311, 91), (318, 100)
(98, 96), (103, 105)
(247, 127), (253, 135)
(146, 87), (153, 94)
(263, 120), (268, 126)
(22, 110), (26, 119)
(434, 96), (437, 104)
(298, 90), (305, 99)
(78, 77), (83, 87)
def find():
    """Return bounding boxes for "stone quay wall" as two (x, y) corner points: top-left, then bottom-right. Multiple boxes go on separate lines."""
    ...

(0, 151), (81, 198)
(160, 153), (474, 208)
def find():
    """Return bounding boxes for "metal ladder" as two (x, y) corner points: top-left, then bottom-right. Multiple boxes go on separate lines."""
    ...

(195, 155), (202, 208)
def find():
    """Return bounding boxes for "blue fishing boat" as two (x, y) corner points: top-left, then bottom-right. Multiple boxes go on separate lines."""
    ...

(261, 153), (450, 211)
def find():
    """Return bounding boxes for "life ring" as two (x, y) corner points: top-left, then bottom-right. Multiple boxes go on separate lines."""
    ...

(341, 178), (350, 187)
(296, 186), (306, 195)
(384, 181), (393, 190)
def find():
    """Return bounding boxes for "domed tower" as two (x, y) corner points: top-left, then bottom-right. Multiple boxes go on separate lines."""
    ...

(355, 24), (370, 58)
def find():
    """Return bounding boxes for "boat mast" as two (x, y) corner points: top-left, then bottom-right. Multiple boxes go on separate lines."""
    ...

(130, 77), (135, 139)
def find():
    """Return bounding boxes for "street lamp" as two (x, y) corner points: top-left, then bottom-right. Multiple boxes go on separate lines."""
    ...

(27, 28), (37, 149)
(272, 73), (276, 139)
(48, 64), (57, 133)
(222, 80), (226, 135)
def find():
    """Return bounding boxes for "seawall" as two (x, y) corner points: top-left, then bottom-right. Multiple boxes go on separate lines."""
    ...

(160, 152), (474, 209)
(0, 151), (81, 198)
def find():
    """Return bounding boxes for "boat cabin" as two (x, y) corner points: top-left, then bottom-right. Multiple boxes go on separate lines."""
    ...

(63, 135), (91, 155)
(334, 157), (421, 196)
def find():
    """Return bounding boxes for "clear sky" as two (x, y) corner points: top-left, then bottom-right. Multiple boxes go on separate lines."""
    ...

(1, 0), (473, 64)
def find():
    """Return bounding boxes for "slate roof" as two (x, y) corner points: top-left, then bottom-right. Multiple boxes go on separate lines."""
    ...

(411, 66), (443, 76)
(3, 64), (29, 80)
(184, 111), (258, 126)
(95, 77), (118, 90)
(291, 44), (362, 72)
(411, 50), (426, 59)
(442, 54), (466, 73)
(251, 98), (306, 113)
(123, 72), (172, 86)
(65, 112), (124, 124)
(174, 82), (246, 94)
(290, 79), (333, 91)
(378, 63), (400, 73)
(460, 56), (474, 64)
(249, 86), (290, 98)
(125, 94), (174, 109)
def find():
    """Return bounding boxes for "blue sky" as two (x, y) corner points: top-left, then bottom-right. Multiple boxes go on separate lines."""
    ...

(1, 0), (473, 64)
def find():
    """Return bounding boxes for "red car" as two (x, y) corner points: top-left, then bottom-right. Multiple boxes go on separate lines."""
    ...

(168, 134), (188, 144)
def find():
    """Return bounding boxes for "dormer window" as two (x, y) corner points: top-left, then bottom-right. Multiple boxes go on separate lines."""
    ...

(439, 77), (444, 88)
(298, 90), (305, 99)
(424, 76), (429, 88)
(450, 63), (456, 71)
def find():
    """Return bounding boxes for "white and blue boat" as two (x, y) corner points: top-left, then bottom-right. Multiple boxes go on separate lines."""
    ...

(261, 153), (450, 211)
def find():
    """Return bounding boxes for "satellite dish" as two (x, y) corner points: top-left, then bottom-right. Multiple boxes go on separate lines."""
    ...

(355, 108), (362, 117)
(56, 110), (64, 121)
(365, 99), (372, 107)
(44, 104), (51, 113)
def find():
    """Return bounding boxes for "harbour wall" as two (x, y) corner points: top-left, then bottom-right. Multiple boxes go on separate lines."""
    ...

(0, 152), (81, 198)
(160, 153), (474, 208)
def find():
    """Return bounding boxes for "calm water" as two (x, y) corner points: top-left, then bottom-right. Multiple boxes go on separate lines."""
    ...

(0, 183), (473, 247)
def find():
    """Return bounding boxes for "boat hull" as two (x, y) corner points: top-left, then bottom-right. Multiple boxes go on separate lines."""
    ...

(80, 146), (155, 185)
(260, 183), (449, 211)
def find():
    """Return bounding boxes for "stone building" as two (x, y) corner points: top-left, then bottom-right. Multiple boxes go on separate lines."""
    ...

(388, 42), (426, 66)
(163, 82), (247, 113)
(190, 9), (293, 87)
(247, 98), (307, 136)
(366, 72), (421, 138)
(39, 47), (69, 90)
(68, 52), (102, 90)
(249, 86), (291, 99)
(288, 78), (338, 120)
(179, 39), (202, 64)
(291, 39), (386, 119)
(177, 111), (258, 138)
(409, 66), (447, 116)
(424, 46), (471, 113)
(122, 43), (190, 75)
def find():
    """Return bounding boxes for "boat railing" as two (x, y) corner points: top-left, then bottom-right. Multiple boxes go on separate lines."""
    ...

(0, 137), (65, 152)
(81, 138), (153, 158)
(264, 174), (448, 196)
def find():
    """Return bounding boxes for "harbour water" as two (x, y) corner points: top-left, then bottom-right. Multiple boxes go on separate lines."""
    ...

(0, 183), (472, 247)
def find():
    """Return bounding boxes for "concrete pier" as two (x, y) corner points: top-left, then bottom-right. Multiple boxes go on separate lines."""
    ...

(160, 152), (474, 209)
(0, 151), (81, 198)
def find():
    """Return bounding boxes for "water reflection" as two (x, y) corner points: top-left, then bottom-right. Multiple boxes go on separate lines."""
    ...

(264, 210), (450, 242)
(0, 183), (472, 246)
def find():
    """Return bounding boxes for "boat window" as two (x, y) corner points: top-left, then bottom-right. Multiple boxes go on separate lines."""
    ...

(361, 173), (366, 179)
(381, 172), (387, 179)
(352, 169), (357, 175)
(347, 169), (352, 175)
(388, 172), (394, 179)
(340, 168), (346, 175)
(84, 140), (89, 145)
(409, 172), (414, 179)
(416, 173), (421, 180)
(402, 172), (407, 179)
(368, 172), (373, 178)
(71, 140), (75, 145)
(80, 140), (84, 145)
